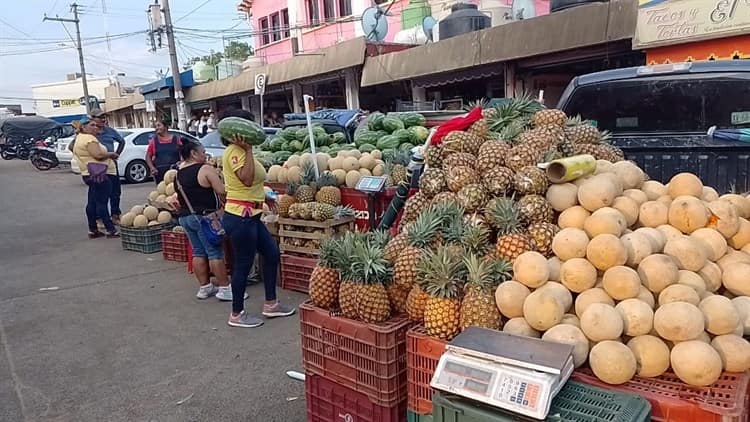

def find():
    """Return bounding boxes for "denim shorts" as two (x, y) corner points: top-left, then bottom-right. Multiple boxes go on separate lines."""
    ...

(178, 215), (224, 260)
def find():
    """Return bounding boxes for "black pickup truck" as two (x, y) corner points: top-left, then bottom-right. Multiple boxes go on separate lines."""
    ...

(557, 61), (750, 194)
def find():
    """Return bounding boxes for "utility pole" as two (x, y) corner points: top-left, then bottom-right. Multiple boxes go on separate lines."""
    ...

(160, 0), (187, 131)
(44, 3), (91, 114)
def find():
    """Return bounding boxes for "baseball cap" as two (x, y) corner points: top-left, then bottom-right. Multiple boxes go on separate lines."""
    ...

(89, 108), (107, 118)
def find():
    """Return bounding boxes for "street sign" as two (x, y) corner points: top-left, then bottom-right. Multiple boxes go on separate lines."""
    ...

(255, 73), (267, 96)
(145, 100), (156, 113)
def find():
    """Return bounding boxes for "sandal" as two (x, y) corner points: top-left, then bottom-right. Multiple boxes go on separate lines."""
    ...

(106, 231), (121, 239)
(88, 231), (105, 239)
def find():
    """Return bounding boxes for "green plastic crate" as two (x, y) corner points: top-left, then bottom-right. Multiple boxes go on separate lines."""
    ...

(433, 381), (651, 422)
(408, 411), (433, 422)
(121, 223), (173, 254)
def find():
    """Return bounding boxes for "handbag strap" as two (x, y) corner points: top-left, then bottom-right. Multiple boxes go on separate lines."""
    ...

(175, 176), (197, 215)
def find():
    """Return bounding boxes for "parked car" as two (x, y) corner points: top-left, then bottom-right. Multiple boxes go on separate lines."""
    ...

(199, 127), (279, 161)
(54, 124), (77, 163)
(557, 61), (750, 194)
(71, 128), (198, 183)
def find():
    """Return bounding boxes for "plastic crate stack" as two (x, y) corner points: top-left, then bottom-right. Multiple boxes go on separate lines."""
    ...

(340, 186), (397, 232)
(120, 223), (174, 254)
(161, 230), (189, 262)
(406, 325), (447, 421)
(300, 301), (414, 422)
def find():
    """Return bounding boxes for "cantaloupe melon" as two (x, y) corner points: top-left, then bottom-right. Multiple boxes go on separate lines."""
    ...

(299, 152), (313, 167)
(513, 252), (549, 288)
(359, 154), (376, 170)
(578, 176), (618, 212)
(581, 303), (623, 342)
(636, 286), (656, 309)
(342, 157), (360, 172)
(669, 196), (710, 234)
(286, 155), (301, 168)
(286, 166), (302, 184)
(345, 170), (362, 188)
(157, 181), (167, 195)
(157, 211), (172, 224)
(620, 232), (653, 267)
(670, 341), (723, 386)
(165, 183), (175, 196)
(717, 250), (750, 272)
(561, 313), (581, 328)
(658, 284), (701, 306)
(131, 205), (145, 216)
(634, 227), (666, 253)
(638, 201), (669, 228)
(720, 193), (750, 219)
(668, 173), (703, 198)
(575, 288), (615, 318)
(316, 153), (330, 172)
(543, 324), (589, 368)
(700, 295), (740, 335)
(584, 213), (624, 237)
(707, 200), (740, 238)
(711, 334), (750, 372)
(641, 180), (668, 201)
(523, 290), (564, 331)
(732, 296), (750, 335)
(572, 175), (593, 187)
(370, 150), (382, 160)
(546, 183), (579, 212)
(622, 189), (649, 206)
(654, 302), (705, 341)
(156, 194), (167, 202)
(616, 299), (654, 337)
(133, 214), (149, 227)
(627, 335), (671, 378)
(143, 206), (159, 221)
(558, 206), (591, 229)
(602, 266), (641, 300)
(552, 228), (589, 260)
(586, 234), (627, 271)
(592, 207), (628, 231)
(148, 191), (160, 201)
(163, 169), (178, 184)
(547, 257), (562, 282)
(327, 156), (341, 171)
(664, 236), (707, 272)
(612, 161), (645, 190)
(728, 218), (750, 249)
(359, 168), (372, 177)
(538, 282), (573, 312)
(612, 196), (639, 228)
(147, 220), (160, 226)
(267, 165), (282, 181)
(495, 281), (530, 319)
(722, 262), (750, 296)
(589, 341), (637, 385)
(699, 261), (723, 292)
(676, 270), (707, 295)
(503, 317), (541, 338)
(595, 159), (615, 174)
(560, 258), (598, 293)
(332, 169), (347, 185)
(277, 167), (289, 183)
(702, 186), (720, 202)
(372, 164), (385, 176)
(690, 228), (727, 262)
(637, 254), (679, 293)
(655, 225), (682, 244)
(120, 212), (136, 227)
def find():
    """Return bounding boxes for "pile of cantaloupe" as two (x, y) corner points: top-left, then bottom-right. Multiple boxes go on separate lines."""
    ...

(120, 204), (172, 228)
(266, 150), (386, 188)
(147, 169), (179, 206)
(501, 161), (750, 387)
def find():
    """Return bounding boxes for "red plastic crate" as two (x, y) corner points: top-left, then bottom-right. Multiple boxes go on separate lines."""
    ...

(306, 373), (407, 422)
(300, 301), (414, 407)
(406, 325), (447, 415)
(186, 239), (233, 275)
(280, 253), (317, 293)
(572, 368), (750, 422)
(341, 186), (396, 231)
(161, 230), (189, 262)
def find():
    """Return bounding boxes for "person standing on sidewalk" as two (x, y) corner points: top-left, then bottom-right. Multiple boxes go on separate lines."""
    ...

(146, 119), (182, 185)
(220, 110), (295, 328)
(90, 109), (124, 224)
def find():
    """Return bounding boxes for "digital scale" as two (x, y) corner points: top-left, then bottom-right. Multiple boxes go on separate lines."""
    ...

(430, 327), (575, 420)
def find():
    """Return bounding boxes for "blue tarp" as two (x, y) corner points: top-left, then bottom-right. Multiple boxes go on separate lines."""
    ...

(140, 70), (195, 95)
(283, 109), (361, 129)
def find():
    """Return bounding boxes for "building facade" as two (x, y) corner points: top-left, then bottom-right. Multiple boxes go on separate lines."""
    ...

(31, 75), (111, 122)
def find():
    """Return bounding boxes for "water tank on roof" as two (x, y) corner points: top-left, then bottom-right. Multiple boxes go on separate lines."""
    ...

(437, 3), (491, 41)
(191, 61), (215, 83)
(216, 60), (242, 80)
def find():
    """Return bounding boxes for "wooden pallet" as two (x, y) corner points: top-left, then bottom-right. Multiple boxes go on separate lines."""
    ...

(278, 216), (354, 256)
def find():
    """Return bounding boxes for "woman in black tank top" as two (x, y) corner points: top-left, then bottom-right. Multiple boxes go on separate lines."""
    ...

(176, 142), (233, 301)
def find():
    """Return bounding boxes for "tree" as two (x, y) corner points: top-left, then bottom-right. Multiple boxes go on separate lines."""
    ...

(224, 41), (252, 63)
(183, 51), (223, 70)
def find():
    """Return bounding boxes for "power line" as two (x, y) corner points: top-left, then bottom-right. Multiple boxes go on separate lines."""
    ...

(174, 0), (216, 23)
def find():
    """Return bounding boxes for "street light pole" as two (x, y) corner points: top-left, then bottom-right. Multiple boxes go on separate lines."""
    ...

(44, 3), (91, 114)
(161, 0), (187, 131)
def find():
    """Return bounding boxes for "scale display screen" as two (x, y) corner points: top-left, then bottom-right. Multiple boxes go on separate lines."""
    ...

(355, 176), (387, 193)
(440, 361), (494, 397)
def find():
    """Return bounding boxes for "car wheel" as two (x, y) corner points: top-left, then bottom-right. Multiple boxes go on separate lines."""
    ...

(125, 160), (149, 183)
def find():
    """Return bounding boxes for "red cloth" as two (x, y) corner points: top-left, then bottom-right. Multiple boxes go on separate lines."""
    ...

(430, 107), (483, 145)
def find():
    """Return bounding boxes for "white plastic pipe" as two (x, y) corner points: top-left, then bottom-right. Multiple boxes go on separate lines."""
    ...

(303, 94), (320, 180)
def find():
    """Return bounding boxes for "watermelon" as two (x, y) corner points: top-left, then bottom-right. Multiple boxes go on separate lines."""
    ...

(279, 127), (298, 141)
(359, 144), (376, 153)
(289, 140), (304, 152)
(382, 116), (404, 133)
(268, 137), (285, 152)
(339, 144), (357, 151)
(402, 113), (426, 128)
(408, 126), (429, 143)
(273, 151), (293, 164)
(368, 112), (386, 131)
(354, 131), (380, 147)
(295, 128), (308, 141)
(314, 132), (329, 147)
(399, 142), (415, 152)
(377, 135), (400, 150)
(217, 117), (267, 146)
(333, 132), (346, 143)
(381, 148), (397, 162)
(319, 146), (330, 153)
(392, 129), (413, 143)
(280, 141), (291, 152)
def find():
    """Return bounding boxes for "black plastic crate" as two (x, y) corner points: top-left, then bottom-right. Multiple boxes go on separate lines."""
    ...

(121, 223), (173, 254)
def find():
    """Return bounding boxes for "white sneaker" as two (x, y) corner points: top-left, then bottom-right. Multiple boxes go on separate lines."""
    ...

(196, 284), (218, 300)
(216, 287), (249, 302)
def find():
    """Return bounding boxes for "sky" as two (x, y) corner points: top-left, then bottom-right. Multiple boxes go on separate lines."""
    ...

(0, 0), (250, 113)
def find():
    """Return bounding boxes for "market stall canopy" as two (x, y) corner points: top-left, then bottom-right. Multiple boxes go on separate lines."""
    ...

(360, 0), (637, 87)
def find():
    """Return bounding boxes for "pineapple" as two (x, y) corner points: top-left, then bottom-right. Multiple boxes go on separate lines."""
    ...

(387, 284), (410, 314)
(309, 237), (344, 310)
(532, 109), (567, 127)
(389, 152), (410, 185)
(442, 131), (485, 156)
(422, 247), (464, 340)
(406, 284), (430, 322)
(463, 224), (491, 257)
(457, 183), (489, 212)
(460, 254), (502, 330)
(527, 221), (560, 257)
(517, 194), (554, 225)
(486, 96), (542, 133)
(495, 232), (535, 263)
(352, 242), (392, 323)
(337, 234), (360, 319)
(393, 209), (442, 289)
(557, 135), (578, 157)
(476, 140), (510, 173)
(446, 166), (479, 193)
(315, 172), (342, 206)
(296, 162), (318, 202)
(467, 119), (489, 140)
(384, 231), (408, 263)
(575, 143), (624, 162)
(424, 144), (444, 169)
(419, 167), (447, 198)
(505, 145), (542, 173)
(431, 191), (459, 207)
(401, 191), (431, 225)
(482, 166), (514, 197)
(513, 165), (548, 195)
(443, 152), (477, 170)
(565, 116), (602, 144)
(298, 202), (314, 220)
(278, 195), (297, 218)
(311, 202), (336, 222)
(295, 185), (316, 203)
(485, 197), (535, 262)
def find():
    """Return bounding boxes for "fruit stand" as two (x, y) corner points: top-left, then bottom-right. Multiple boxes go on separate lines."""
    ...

(293, 102), (750, 422)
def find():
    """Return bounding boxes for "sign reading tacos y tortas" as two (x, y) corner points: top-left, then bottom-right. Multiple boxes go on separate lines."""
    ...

(634, 0), (750, 49)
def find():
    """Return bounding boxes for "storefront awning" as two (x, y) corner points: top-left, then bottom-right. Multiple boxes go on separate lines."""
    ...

(413, 64), (503, 89)
(361, 0), (637, 87)
(140, 70), (195, 94)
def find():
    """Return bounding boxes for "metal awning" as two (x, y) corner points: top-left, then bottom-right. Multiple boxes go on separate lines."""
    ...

(140, 70), (195, 94)
(413, 64), (503, 89)
(361, 0), (637, 87)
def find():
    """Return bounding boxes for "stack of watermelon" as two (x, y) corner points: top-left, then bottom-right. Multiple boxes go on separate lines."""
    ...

(353, 112), (429, 158)
(258, 124), (351, 167)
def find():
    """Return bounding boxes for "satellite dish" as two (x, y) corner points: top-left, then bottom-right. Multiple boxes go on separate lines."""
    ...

(422, 16), (437, 42)
(361, 7), (388, 42)
(511, 0), (536, 20)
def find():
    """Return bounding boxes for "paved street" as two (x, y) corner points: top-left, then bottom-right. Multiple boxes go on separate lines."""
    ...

(0, 160), (307, 422)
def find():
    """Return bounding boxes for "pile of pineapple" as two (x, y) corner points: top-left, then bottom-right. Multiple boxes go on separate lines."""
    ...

(277, 162), (355, 222)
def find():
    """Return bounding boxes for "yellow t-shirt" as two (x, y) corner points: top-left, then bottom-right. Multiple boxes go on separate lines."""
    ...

(222, 144), (266, 216)
(73, 134), (116, 176)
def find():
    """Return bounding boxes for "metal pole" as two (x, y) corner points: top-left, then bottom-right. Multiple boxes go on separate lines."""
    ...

(161, 0), (187, 131)
(303, 94), (320, 180)
(259, 94), (264, 127)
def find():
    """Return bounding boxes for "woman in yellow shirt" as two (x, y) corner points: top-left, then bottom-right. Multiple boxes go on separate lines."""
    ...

(72, 117), (120, 238)
(220, 110), (295, 328)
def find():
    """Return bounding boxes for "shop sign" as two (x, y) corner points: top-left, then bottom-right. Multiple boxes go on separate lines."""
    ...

(634, 0), (750, 49)
(51, 99), (79, 108)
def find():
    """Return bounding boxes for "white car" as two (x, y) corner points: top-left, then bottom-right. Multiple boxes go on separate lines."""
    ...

(54, 124), (77, 163)
(70, 128), (199, 183)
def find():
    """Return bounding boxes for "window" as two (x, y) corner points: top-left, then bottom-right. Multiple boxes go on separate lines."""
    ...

(323, 0), (335, 22)
(132, 132), (153, 146)
(280, 9), (290, 38)
(259, 17), (270, 46)
(306, 0), (319, 26)
(270, 13), (281, 42)
(338, 0), (352, 17)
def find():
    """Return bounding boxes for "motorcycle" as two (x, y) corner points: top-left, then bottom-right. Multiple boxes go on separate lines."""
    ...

(1, 116), (62, 161)
(0, 138), (34, 160)
(29, 137), (59, 170)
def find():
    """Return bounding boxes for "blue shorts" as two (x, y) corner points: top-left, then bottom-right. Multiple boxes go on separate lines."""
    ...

(178, 215), (224, 260)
